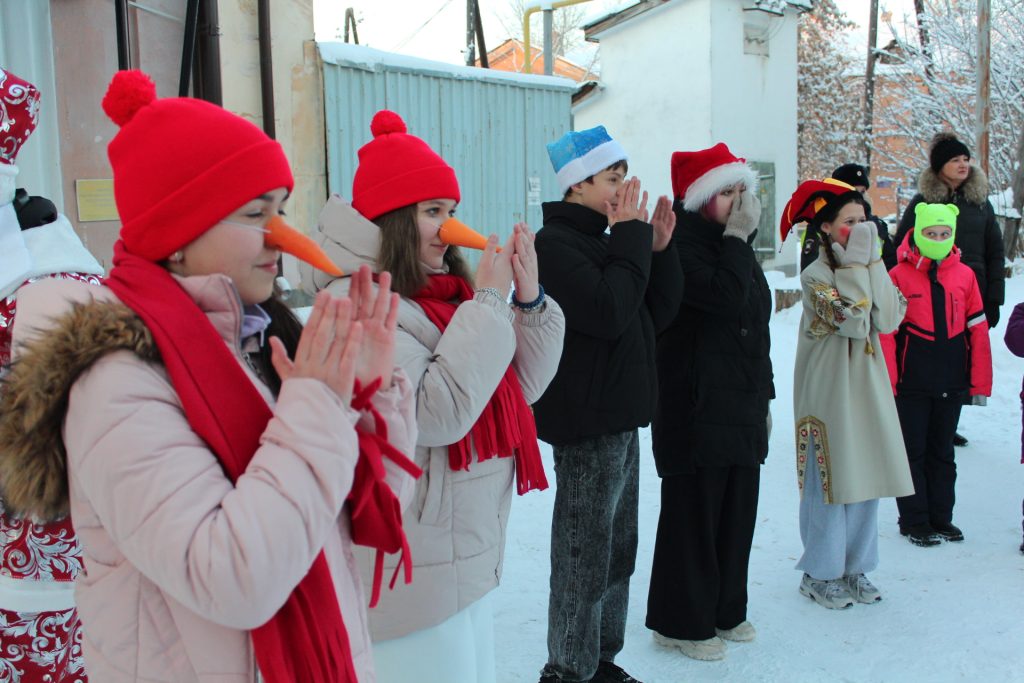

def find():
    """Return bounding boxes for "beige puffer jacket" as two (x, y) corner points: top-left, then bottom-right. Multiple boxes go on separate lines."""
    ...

(5, 273), (418, 682)
(305, 196), (565, 640)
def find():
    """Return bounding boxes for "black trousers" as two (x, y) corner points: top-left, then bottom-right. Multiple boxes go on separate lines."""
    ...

(646, 465), (760, 641)
(895, 394), (963, 527)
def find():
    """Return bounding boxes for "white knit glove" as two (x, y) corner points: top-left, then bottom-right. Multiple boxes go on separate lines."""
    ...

(722, 188), (761, 241)
(831, 221), (875, 266)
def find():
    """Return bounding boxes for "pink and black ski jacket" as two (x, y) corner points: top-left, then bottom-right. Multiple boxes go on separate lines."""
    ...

(883, 232), (992, 398)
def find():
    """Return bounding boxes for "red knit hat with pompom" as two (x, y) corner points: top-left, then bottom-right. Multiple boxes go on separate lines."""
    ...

(102, 70), (293, 261)
(351, 110), (460, 221)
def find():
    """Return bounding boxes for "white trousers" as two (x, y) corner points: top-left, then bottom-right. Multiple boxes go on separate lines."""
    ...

(372, 592), (496, 683)
(796, 436), (880, 580)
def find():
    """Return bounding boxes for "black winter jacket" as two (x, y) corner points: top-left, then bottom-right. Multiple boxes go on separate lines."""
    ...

(652, 209), (774, 476)
(532, 201), (684, 446)
(894, 166), (1004, 325)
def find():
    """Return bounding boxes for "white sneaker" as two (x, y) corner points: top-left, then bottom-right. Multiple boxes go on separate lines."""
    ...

(716, 620), (756, 642)
(844, 573), (882, 603)
(799, 573), (854, 609)
(653, 632), (726, 661)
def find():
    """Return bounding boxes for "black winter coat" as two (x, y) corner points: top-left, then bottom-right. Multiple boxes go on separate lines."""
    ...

(652, 209), (774, 476)
(532, 201), (684, 446)
(894, 166), (1004, 325)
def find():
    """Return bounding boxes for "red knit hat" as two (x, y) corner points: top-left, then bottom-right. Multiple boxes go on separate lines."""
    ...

(351, 110), (460, 221)
(779, 178), (857, 242)
(671, 142), (757, 212)
(101, 70), (293, 261)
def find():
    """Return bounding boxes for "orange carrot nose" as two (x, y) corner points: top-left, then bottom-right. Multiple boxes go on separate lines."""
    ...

(265, 215), (343, 277)
(439, 217), (501, 252)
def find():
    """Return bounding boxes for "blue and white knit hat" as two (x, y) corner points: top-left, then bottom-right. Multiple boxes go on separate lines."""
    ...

(546, 125), (628, 194)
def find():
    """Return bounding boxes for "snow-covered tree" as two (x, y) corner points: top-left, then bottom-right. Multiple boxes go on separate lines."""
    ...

(871, 0), (1024, 200)
(797, 0), (865, 181)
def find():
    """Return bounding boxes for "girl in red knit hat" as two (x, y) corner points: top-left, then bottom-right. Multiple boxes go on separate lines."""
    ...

(647, 143), (771, 663)
(782, 179), (912, 610)
(0, 70), (420, 683)
(310, 109), (565, 683)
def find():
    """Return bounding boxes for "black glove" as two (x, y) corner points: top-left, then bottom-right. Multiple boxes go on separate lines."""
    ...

(985, 301), (1000, 328)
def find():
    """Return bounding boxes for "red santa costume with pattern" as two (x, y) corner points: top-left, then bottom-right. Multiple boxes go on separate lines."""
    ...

(0, 67), (102, 683)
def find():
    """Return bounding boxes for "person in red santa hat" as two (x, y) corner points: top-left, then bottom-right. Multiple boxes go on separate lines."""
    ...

(782, 178), (911, 611)
(0, 69), (421, 683)
(647, 143), (772, 662)
(0, 64), (102, 683)
(310, 109), (565, 683)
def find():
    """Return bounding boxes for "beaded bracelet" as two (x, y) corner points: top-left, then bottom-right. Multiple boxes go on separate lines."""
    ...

(476, 286), (503, 302)
(512, 285), (545, 312)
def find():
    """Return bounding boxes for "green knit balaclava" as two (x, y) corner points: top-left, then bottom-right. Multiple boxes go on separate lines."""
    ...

(914, 202), (959, 261)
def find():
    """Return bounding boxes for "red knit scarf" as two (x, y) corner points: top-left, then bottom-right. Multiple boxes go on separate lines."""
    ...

(412, 274), (548, 494)
(105, 241), (419, 682)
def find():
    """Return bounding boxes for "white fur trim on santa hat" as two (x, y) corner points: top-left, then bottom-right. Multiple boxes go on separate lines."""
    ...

(555, 140), (628, 194)
(682, 161), (758, 212)
(0, 163), (17, 206)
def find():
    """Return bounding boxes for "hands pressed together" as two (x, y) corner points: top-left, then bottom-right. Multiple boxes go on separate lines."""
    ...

(269, 264), (400, 404)
(831, 222), (879, 267)
(475, 222), (542, 304)
(606, 177), (675, 252)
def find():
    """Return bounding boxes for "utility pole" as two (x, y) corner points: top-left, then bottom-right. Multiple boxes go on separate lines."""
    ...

(976, 0), (991, 175)
(864, 0), (879, 169)
(466, 0), (477, 66)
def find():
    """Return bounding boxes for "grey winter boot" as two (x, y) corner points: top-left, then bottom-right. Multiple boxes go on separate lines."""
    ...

(799, 573), (854, 609)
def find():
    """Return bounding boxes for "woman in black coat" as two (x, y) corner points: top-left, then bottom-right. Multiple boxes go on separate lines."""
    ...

(647, 144), (774, 662)
(894, 133), (1004, 327)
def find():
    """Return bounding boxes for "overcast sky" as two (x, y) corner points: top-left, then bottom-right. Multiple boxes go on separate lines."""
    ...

(313, 0), (918, 66)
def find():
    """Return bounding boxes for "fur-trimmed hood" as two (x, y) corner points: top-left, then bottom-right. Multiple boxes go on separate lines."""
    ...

(0, 301), (157, 520)
(918, 164), (989, 205)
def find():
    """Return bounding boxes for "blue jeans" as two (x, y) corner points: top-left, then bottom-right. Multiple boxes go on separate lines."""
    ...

(545, 430), (639, 682)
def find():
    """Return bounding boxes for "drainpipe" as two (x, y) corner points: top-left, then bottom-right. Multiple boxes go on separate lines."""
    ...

(257, 0), (275, 139)
(522, 0), (593, 74)
(198, 0), (222, 105)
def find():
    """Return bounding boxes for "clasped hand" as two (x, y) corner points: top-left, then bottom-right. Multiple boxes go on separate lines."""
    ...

(269, 264), (400, 404)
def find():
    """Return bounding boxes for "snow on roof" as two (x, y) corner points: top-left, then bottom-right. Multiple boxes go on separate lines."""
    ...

(990, 186), (1022, 219)
(318, 42), (577, 91)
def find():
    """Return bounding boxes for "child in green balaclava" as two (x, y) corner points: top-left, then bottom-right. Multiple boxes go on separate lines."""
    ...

(914, 202), (959, 262)
(884, 202), (993, 547)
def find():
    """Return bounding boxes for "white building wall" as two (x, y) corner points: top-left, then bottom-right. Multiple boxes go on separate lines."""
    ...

(574, 0), (712, 204)
(709, 1), (800, 269)
(574, 0), (801, 270)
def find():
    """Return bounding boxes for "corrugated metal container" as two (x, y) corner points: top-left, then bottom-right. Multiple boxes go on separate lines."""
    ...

(319, 43), (574, 262)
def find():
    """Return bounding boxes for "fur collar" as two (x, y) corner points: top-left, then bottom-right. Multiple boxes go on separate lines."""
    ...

(0, 301), (158, 521)
(918, 165), (989, 205)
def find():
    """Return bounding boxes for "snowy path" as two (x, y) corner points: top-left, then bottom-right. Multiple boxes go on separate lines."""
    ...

(494, 272), (1024, 683)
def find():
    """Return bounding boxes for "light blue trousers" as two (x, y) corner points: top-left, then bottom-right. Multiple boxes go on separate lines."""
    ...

(796, 437), (880, 580)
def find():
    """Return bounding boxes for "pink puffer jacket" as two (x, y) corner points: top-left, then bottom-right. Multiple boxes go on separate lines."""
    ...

(7, 274), (417, 682)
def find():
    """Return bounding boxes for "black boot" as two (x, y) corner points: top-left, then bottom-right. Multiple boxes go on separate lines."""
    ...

(952, 431), (968, 447)
(931, 521), (964, 542)
(900, 523), (941, 547)
(593, 661), (643, 683)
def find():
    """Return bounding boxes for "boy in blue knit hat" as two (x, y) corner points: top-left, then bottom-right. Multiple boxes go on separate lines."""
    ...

(534, 126), (683, 683)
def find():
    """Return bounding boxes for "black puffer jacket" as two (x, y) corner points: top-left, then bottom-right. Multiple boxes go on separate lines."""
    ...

(894, 165), (1004, 325)
(652, 209), (774, 476)
(533, 201), (684, 446)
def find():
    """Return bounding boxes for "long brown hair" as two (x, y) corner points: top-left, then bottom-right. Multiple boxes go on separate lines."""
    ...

(374, 204), (474, 297)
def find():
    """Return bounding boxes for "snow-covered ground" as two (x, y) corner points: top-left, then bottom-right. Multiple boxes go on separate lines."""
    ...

(494, 270), (1024, 683)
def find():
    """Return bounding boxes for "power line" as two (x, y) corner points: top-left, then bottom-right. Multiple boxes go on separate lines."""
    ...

(392, 0), (456, 50)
